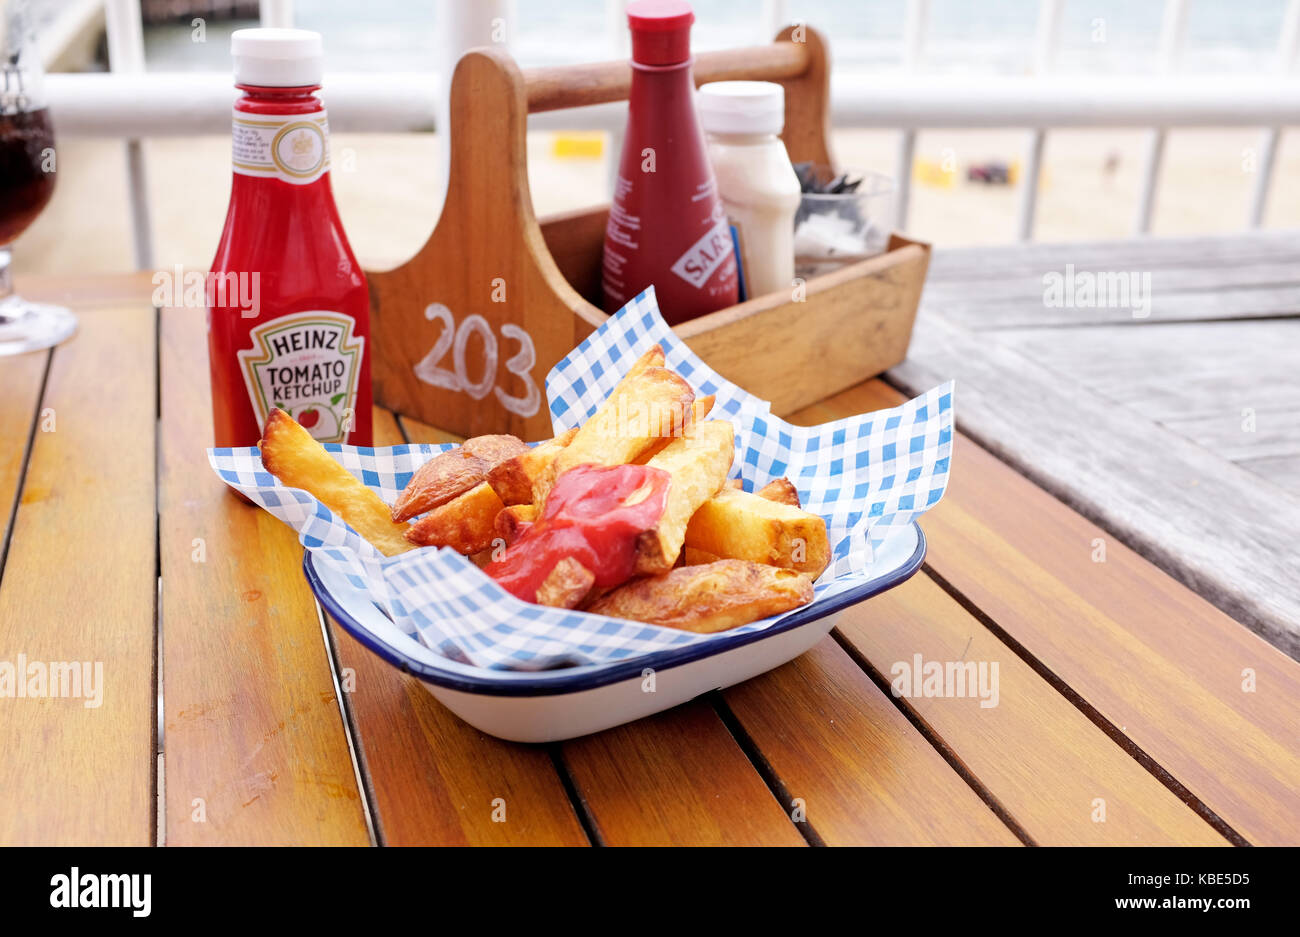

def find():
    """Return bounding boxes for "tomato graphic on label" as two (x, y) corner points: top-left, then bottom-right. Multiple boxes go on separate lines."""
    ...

(288, 402), (339, 440)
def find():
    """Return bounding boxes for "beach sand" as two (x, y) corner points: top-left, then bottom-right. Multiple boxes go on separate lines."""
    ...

(13, 127), (1299, 278)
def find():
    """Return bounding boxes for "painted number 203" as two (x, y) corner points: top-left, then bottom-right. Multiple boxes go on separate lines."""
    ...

(412, 303), (541, 418)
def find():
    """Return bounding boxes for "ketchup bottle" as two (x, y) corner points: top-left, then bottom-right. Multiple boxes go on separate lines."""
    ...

(602, 0), (738, 324)
(207, 28), (372, 448)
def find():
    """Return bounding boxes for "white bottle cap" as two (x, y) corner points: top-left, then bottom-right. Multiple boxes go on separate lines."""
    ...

(231, 28), (323, 87)
(697, 81), (785, 136)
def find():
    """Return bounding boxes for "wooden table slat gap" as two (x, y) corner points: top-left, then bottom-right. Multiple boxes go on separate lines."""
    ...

(932, 438), (1300, 844)
(310, 360), (384, 840)
(149, 306), (165, 851)
(830, 570), (1230, 845)
(790, 379), (1239, 845)
(545, 745), (604, 846)
(861, 373), (1300, 843)
(313, 600), (380, 846)
(718, 639), (1022, 845)
(707, 694), (829, 847)
(322, 408), (589, 845)
(0, 349), (51, 581)
(396, 409), (590, 848)
(392, 411), (592, 847)
(557, 698), (809, 846)
(826, 629), (1038, 846)
(397, 413), (465, 446)
(0, 301), (158, 845)
(159, 306), (371, 845)
(917, 562), (1251, 847)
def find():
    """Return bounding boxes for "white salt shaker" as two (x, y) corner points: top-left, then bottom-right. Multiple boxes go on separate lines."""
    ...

(697, 81), (802, 300)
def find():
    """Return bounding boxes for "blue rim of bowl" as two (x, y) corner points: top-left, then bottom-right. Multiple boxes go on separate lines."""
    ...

(304, 524), (926, 697)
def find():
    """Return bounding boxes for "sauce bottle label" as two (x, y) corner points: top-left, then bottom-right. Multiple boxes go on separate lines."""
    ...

(727, 222), (748, 303)
(669, 216), (735, 289)
(231, 107), (330, 186)
(237, 311), (365, 443)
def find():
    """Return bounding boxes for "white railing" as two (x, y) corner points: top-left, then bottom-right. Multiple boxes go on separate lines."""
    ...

(62, 0), (1300, 268)
(1249, 0), (1300, 228)
(1132, 0), (1189, 236)
(103, 0), (151, 269)
(46, 71), (1300, 135)
(1014, 0), (1062, 242)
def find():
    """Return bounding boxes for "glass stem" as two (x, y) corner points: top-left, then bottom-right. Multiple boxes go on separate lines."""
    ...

(0, 244), (17, 322)
(0, 244), (12, 302)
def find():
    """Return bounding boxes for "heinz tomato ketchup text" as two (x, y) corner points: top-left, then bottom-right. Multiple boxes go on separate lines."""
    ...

(208, 28), (372, 448)
(602, 0), (738, 325)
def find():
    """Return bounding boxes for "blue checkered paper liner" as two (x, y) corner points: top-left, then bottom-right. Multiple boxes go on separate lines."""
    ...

(548, 287), (773, 436)
(208, 287), (954, 671)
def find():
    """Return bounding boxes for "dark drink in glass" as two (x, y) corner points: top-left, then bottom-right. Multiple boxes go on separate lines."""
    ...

(0, 107), (56, 244)
(0, 1), (75, 356)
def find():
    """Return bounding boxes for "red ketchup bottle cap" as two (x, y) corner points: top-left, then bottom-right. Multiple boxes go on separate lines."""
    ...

(627, 0), (695, 66)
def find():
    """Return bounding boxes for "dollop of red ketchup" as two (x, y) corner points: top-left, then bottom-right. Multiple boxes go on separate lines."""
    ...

(485, 463), (670, 603)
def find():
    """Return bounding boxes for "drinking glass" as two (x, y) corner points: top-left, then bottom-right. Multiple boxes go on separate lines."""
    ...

(0, 1), (75, 356)
(793, 167), (897, 279)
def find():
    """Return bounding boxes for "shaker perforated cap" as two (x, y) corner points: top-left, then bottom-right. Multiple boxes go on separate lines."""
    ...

(231, 28), (323, 87)
(697, 81), (785, 136)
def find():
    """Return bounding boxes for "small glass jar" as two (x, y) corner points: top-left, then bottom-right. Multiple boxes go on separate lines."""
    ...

(793, 168), (896, 279)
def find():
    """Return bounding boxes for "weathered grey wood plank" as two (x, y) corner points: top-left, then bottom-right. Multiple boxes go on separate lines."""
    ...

(922, 284), (1300, 329)
(1235, 454), (1300, 494)
(995, 321), (1300, 444)
(925, 286), (1300, 491)
(927, 231), (1300, 282)
(925, 262), (1300, 299)
(1159, 410), (1300, 463)
(890, 313), (1300, 658)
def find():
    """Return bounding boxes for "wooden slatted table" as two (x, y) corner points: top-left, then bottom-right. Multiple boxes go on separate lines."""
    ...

(1, 271), (1297, 847)
(895, 230), (1300, 657)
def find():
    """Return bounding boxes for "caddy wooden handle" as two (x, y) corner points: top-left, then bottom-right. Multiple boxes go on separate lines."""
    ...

(524, 40), (811, 112)
(523, 25), (832, 172)
(368, 26), (836, 440)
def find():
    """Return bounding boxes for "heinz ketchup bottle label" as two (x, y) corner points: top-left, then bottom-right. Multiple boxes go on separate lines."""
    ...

(208, 28), (373, 450)
(230, 106), (330, 185)
(237, 311), (365, 443)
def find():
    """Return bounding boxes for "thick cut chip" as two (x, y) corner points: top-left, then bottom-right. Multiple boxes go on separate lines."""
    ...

(462, 434), (529, 465)
(683, 546), (723, 565)
(494, 502), (537, 546)
(683, 486), (830, 578)
(632, 394), (716, 464)
(756, 477), (801, 507)
(635, 420), (734, 575)
(404, 481), (505, 555)
(615, 343), (665, 383)
(536, 364), (695, 508)
(486, 428), (577, 506)
(586, 559), (813, 632)
(391, 449), (486, 522)
(553, 368), (694, 471)
(535, 557), (596, 609)
(259, 409), (414, 557)
(394, 434), (527, 521)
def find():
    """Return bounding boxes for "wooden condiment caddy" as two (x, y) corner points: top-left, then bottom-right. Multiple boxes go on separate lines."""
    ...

(368, 26), (930, 440)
